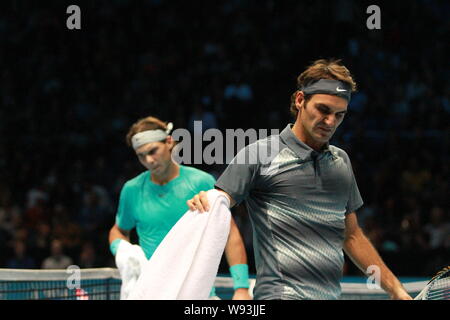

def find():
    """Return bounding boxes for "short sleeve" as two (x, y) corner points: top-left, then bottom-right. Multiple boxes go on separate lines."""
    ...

(215, 147), (258, 205)
(198, 172), (216, 191)
(344, 158), (364, 215)
(115, 184), (136, 231)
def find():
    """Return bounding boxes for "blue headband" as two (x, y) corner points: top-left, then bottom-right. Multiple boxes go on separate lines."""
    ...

(301, 79), (352, 102)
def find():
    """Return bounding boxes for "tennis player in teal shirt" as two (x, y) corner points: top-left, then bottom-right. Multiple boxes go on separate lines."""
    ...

(109, 116), (251, 300)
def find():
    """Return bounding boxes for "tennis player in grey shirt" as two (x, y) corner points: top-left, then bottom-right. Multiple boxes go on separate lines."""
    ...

(187, 59), (412, 300)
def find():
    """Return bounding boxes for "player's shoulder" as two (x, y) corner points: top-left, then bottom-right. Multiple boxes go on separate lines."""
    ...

(329, 145), (352, 163)
(122, 171), (149, 190)
(181, 165), (215, 183)
(233, 132), (281, 164)
(253, 130), (281, 147)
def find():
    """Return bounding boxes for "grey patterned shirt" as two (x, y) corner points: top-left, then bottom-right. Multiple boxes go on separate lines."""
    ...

(216, 124), (364, 300)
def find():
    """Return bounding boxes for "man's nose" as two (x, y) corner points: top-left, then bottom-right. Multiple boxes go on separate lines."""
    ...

(145, 154), (155, 164)
(323, 115), (337, 127)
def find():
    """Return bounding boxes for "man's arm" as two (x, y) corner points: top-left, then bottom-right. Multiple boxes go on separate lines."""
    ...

(343, 212), (412, 300)
(109, 224), (131, 244)
(108, 224), (131, 255)
(225, 216), (252, 300)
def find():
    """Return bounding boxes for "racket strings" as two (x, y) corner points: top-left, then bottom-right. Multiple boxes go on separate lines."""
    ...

(427, 289), (450, 300)
(426, 278), (450, 300)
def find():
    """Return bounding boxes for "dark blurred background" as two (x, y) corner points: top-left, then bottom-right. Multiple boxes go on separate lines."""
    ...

(0, 0), (448, 277)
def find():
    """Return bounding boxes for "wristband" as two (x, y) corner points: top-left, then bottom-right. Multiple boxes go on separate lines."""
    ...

(230, 264), (250, 290)
(110, 239), (122, 256)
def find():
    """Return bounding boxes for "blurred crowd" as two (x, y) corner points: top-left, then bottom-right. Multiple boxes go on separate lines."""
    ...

(0, 0), (448, 277)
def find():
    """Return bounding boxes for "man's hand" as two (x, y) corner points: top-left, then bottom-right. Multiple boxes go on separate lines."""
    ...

(187, 191), (210, 212)
(187, 189), (234, 212)
(389, 287), (413, 300)
(232, 288), (252, 300)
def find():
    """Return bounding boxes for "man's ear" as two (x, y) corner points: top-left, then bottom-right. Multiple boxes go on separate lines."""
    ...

(166, 135), (177, 152)
(295, 91), (305, 113)
(166, 135), (174, 146)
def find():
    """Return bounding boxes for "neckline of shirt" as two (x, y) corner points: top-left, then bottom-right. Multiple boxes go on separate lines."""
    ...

(279, 123), (332, 160)
(147, 165), (184, 188)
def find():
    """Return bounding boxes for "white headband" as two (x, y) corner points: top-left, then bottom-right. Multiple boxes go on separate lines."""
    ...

(131, 122), (173, 150)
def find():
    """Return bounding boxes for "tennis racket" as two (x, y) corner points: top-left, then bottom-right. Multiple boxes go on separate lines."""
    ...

(415, 265), (450, 300)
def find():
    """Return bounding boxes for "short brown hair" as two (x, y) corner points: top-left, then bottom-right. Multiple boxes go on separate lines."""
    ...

(126, 116), (171, 147)
(290, 59), (357, 118)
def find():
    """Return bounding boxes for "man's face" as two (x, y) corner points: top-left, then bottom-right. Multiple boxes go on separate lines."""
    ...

(135, 138), (173, 174)
(296, 93), (348, 145)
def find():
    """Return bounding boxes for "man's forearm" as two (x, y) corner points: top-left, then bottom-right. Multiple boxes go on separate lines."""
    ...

(225, 217), (252, 300)
(225, 217), (247, 265)
(343, 227), (408, 297)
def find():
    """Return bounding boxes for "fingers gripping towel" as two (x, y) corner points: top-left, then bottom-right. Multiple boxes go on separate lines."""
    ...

(128, 189), (231, 300)
(115, 240), (148, 300)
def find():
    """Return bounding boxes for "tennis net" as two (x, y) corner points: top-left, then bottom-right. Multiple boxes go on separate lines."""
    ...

(0, 268), (426, 300)
(0, 268), (121, 300)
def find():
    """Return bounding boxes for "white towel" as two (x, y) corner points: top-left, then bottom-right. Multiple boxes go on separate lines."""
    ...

(128, 189), (231, 300)
(115, 240), (148, 300)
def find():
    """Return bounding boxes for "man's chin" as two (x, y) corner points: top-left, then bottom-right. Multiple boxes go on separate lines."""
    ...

(314, 133), (331, 143)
